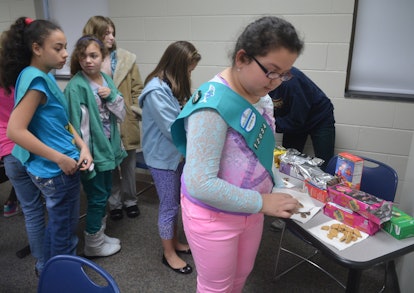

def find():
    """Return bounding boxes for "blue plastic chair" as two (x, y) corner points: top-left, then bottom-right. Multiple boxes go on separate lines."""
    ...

(135, 151), (155, 196)
(37, 255), (120, 293)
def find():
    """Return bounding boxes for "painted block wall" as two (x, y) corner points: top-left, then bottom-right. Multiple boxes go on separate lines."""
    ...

(1, 0), (413, 204)
(107, 0), (414, 204)
(1, 1), (413, 202)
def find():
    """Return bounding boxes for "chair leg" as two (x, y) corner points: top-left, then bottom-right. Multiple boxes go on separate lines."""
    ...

(136, 183), (155, 197)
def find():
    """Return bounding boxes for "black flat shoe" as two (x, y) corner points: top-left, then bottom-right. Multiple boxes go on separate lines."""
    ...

(110, 209), (123, 220)
(175, 248), (192, 255)
(162, 255), (193, 274)
(125, 205), (140, 218)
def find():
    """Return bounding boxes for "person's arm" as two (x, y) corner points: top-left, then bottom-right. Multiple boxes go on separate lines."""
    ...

(130, 64), (144, 101)
(97, 86), (126, 122)
(184, 109), (299, 216)
(7, 89), (79, 175)
(274, 80), (312, 133)
(68, 123), (93, 171)
(144, 89), (180, 141)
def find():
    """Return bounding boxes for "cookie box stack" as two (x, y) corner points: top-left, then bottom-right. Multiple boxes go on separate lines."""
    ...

(324, 184), (393, 235)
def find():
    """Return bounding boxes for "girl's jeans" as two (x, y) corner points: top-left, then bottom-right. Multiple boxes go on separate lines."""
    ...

(4, 154), (81, 273)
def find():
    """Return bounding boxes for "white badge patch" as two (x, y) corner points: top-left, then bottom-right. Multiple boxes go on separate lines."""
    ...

(240, 108), (256, 132)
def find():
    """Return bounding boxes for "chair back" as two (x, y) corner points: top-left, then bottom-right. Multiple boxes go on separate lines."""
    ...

(136, 151), (148, 170)
(326, 155), (398, 202)
(38, 255), (120, 293)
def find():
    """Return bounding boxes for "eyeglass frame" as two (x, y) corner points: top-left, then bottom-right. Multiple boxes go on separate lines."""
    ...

(248, 55), (293, 82)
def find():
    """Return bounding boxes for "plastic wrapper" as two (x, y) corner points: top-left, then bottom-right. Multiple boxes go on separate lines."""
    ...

(279, 148), (339, 189)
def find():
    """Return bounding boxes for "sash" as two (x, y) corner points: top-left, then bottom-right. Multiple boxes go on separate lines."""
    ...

(171, 81), (275, 183)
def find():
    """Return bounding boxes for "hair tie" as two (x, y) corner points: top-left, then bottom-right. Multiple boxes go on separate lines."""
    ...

(77, 36), (104, 47)
(25, 17), (34, 25)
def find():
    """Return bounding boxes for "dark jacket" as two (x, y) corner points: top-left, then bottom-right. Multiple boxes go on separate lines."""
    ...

(269, 67), (335, 134)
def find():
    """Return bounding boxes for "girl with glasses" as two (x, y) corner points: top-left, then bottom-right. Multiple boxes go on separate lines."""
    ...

(172, 16), (304, 292)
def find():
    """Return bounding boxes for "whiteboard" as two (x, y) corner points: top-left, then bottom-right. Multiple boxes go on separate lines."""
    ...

(46, 0), (109, 77)
(347, 0), (414, 98)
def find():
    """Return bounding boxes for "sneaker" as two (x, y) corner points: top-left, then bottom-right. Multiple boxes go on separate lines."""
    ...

(4, 200), (19, 217)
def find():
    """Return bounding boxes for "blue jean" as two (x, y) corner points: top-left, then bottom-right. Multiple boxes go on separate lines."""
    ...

(6, 153), (81, 273)
(3, 155), (45, 272)
(28, 170), (81, 268)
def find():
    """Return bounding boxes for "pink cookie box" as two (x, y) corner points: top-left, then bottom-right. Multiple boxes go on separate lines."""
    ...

(327, 184), (393, 225)
(323, 202), (380, 235)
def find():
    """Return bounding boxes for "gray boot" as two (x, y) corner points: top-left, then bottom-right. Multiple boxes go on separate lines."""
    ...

(101, 215), (121, 245)
(84, 226), (121, 257)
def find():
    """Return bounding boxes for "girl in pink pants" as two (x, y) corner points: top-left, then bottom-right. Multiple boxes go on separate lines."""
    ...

(182, 195), (264, 292)
(171, 16), (303, 292)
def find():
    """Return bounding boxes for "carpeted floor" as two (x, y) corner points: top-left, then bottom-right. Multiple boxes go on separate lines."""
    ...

(0, 174), (399, 293)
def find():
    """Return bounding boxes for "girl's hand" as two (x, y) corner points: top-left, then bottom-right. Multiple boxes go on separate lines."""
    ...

(97, 87), (111, 99)
(57, 155), (80, 175)
(260, 192), (301, 218)
(77, 146), (93, 171)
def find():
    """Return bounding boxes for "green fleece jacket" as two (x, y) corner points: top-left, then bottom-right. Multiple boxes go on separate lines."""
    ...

(64, 71), (127, 177)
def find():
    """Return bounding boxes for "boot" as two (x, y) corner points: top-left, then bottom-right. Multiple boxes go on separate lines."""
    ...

(101, 215), (121, 245)
(84, 226), (121, 257)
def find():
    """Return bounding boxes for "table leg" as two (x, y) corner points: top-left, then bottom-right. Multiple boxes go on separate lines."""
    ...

(346, 268), (362, 293)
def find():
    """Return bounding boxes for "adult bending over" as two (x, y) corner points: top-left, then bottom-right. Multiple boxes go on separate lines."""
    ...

(269, 67), (335, 171)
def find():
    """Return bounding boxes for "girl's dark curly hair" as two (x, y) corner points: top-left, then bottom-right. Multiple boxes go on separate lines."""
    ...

(69, 35), (108, 76)
(0, 17), (62, 93)
(231, 16), (304, 65)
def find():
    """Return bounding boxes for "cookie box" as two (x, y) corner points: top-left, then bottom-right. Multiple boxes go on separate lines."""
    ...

(323, 202), (380, 235)
(335, 152), (363, 190)
(304, 177), (341, 203)
(304, 179), (329, 203)
(327, 184), (392, 225)
(382, 207), (414, 240)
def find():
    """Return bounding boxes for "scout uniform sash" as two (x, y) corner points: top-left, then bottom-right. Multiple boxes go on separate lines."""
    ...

(171, 81), (275, 183)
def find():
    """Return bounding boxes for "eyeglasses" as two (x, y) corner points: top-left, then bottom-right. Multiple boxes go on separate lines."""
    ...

(249, 55), (293, 82)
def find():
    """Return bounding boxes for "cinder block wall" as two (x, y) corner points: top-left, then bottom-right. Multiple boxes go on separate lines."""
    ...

(1, 0), (413, 204)
(110, 0), (414, 205)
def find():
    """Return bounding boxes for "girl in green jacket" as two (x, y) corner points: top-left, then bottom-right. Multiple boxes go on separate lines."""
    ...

(65, 35), (127, 258)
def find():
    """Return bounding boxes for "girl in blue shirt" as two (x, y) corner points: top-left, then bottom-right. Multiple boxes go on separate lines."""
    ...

(0, 17), (92, 276)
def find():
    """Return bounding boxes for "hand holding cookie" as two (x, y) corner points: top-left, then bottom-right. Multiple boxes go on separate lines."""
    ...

(260, 192), (301, 218)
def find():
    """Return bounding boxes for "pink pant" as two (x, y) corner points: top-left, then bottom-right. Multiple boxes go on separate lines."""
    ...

(181, 195), (264, 293)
